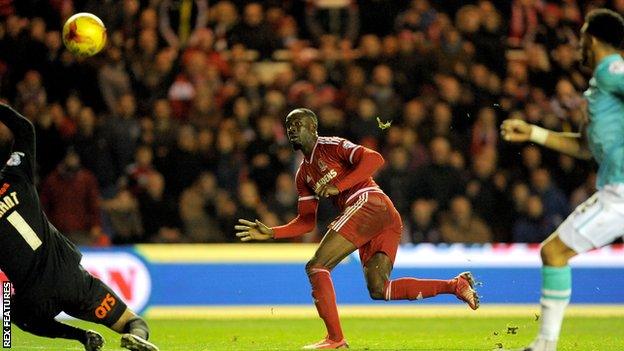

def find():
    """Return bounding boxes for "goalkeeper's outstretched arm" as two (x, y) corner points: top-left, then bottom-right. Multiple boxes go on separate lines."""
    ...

(0, 103), (36, 181)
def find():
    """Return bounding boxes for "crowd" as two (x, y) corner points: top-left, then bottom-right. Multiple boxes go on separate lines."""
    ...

(0, 0), (613, 246)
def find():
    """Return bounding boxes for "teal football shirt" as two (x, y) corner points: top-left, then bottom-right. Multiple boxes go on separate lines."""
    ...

(584, 53), (624, 188)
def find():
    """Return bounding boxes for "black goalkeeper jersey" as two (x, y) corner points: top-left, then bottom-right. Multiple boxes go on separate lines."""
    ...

(0, 104), (81, 293)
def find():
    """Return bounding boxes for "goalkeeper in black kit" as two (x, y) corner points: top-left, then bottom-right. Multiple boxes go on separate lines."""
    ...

(0, 103), (158, 351)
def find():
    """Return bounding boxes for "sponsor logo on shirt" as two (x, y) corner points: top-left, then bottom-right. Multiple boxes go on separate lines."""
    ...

(314, 169), (337, 192)
(318, 159), (328, 172)
(609, 60), (624, 74)
(0, 184), (9, 197)
(5, 153), (23, 167)
(95, 293), (117, 319)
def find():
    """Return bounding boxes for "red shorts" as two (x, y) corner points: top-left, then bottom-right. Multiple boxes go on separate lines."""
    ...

(329, 191), (402, 265)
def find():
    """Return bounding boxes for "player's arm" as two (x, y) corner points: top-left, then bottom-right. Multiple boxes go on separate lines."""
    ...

(0, 103), (36, 176)
(235, 168), (318, 241)
(500, 119), (592, 160)
(334, 142), (384, 191)
(235, 197), (319, 241)
(317, 142), (384, 197)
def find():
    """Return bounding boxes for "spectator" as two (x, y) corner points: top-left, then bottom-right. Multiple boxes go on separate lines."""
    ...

(395, 0), (437, 33)
(210, 1), (239, 51)
(512, 194), (557, 243)
(305, 0), (359, 45)
(33, 103), (65, 179)
(439, 195), (492, 243)
(470, 106), (498, 156)
(552, 154), (588, 196)
(126, 144), (159, 195)
(234, 180), (266, 239)
(570, 172), (597, 208)
(15, 70), (46, 110)
(138, 172), (182, 242)
(103, 93), (141, 178)
(349, 98), (381, 144)
(377, 146), (413, 217)
(98, 45), (131, 114)
(72, 105), (117, 194)
(368, 64), (401, 120)
(533, 3), (576, 51)
(531, 167), (569, 225)
(356, 34), (382, 74)
(160, 124), (202, 198)
(229, 2), (277, 59)
(518, 144), (542, 180)
(246, 116), (281, 196)
(40, 149), (107, 246)
(269, 172), (298, 224)
(179, 172), (225, 242)
(159, 0), (209, 48)
(508, 0), (541, 47)
(405, 199), (440, 244)
(152, 98), (179, 153)
(102, 188), (144, 244)
(466, 148), (509, 238)
(413, 136), (465, 211)
(214, 128), (241, 193)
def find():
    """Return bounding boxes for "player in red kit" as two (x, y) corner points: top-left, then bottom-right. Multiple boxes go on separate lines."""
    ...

(235, 108), (479, 349)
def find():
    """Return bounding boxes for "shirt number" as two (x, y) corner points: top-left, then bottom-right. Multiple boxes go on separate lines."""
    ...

(7, 211), (42, 250)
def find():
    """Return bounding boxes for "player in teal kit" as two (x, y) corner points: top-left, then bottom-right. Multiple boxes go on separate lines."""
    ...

(501, 9), (624, 351)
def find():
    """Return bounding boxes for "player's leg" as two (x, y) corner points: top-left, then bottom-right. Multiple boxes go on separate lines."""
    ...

(304, 229), (357, 349)
(363, 250), (478, 309)
(12, 298), (104, 350)
(526, 233), (578, 351)
(13, 316), (103, 350)
(63, 267), (159, 351)
(356, 193), (479, 308)
(526, 189), (624, 351)
(111, 308), (159, 351)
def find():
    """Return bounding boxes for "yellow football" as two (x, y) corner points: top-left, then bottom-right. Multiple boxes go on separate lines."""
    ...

(62, 12), (107, 58)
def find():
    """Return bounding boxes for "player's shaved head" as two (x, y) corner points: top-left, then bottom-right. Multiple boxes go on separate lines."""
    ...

(285, 108), (319, 152)
(286, 108), (318, 128)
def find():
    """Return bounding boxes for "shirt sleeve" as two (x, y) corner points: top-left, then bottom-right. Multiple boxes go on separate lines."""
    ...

(334, 138), (363, 165)
(334, 139), (385, 192)
(272, 166), (318, 239)
(0, 103), (36, 182)
(596, 60), (624, 97)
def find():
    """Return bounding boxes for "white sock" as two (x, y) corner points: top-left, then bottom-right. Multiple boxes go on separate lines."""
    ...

(538, 298), (568, 341)
(538, 266), (571, 342)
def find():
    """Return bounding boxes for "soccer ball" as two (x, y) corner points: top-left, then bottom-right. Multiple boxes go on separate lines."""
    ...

(62, 13), (107, 57)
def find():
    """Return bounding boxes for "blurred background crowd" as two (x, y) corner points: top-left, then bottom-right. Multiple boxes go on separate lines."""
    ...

(0, 0), (614, 246)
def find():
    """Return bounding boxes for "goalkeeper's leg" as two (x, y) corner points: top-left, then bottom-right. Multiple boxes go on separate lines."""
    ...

(13, 315), (104, 351)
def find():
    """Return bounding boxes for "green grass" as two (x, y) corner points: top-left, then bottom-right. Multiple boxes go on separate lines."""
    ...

(8, 316), (624, 350)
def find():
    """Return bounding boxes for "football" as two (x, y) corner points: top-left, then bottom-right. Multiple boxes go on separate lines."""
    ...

(62, 12), (107, 58)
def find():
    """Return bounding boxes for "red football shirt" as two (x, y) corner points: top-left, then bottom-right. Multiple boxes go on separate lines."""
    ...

(295, 136), (384, 211)
(272, 136), (386, 239)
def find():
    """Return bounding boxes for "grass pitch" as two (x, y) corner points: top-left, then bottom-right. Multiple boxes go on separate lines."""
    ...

(8, 307), (624, 350)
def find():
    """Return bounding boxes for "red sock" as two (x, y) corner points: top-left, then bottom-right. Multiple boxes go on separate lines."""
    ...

(383, 278), (455, 301)
(309, 268), (343, 341)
